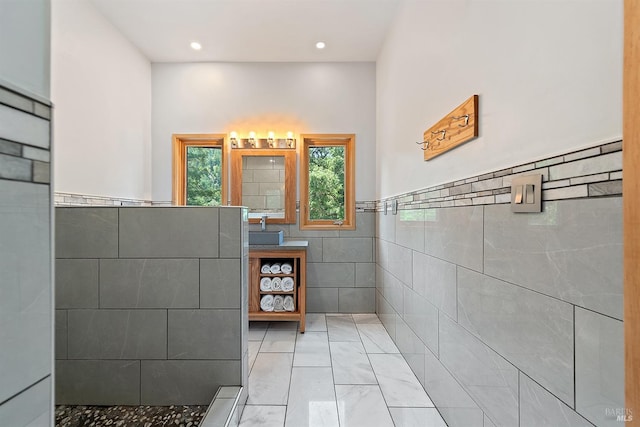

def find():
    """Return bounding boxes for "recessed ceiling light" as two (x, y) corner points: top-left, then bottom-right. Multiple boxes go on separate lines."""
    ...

(315, 41), (326, 49)
(190, 41), (202, 51)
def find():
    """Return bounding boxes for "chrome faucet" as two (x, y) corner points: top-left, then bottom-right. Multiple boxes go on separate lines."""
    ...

(260, 215), (268, 231)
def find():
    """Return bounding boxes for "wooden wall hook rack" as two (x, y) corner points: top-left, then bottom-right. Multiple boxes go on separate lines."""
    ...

(420, 95), (479, 161)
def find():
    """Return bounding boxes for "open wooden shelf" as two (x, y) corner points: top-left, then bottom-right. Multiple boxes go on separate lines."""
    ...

(249, 312), (302, 322)
(249, 249), (306, 332)
(258, 291), (296, 295)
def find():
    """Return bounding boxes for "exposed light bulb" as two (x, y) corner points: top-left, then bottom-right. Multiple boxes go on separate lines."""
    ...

(230, 131), (237, 139)
(249, 131), (256, 139)
(267, 131), (275, 140)
(286, 131), (294, 139)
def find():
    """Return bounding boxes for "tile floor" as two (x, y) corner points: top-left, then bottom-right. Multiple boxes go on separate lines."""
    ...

(240, 313), (447, 427)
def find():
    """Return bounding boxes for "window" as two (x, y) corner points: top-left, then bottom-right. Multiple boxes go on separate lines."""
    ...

(172, 134), (228, 206)
(300, 134), (355, 230)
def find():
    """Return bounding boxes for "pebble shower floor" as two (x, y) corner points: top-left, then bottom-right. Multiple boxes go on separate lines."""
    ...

(55, 405), (207, 427)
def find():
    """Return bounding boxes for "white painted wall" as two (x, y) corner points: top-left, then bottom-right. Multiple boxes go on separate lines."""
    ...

(376, 0), (622, 199)
(0, 0), (50, 100)
(152, 62), (376, 203)
(52, 0), (152, 200)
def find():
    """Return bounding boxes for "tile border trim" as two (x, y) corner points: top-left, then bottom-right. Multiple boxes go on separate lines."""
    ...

(373, 140), (622, 211)
(0, 84), (52, 185)
(54, 192), (152, 207)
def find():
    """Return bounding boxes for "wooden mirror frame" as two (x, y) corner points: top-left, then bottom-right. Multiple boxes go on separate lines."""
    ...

(230, 148), (297, 224)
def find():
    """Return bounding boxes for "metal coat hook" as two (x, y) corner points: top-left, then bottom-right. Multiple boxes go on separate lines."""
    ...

(415, 140), (430, 151)
(452, 114), (470, 127)
(432, 129), (447, 141)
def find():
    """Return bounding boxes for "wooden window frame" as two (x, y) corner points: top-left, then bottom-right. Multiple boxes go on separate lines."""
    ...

(172, 134), (228, 206)
(299, 134), (355, 230)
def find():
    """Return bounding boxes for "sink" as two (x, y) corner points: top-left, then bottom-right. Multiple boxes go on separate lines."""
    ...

(249, 230), (284, 245)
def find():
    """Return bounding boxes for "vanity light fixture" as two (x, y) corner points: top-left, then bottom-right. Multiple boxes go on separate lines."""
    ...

(229, 131), (296, 149)
(190, 41), (202, 50)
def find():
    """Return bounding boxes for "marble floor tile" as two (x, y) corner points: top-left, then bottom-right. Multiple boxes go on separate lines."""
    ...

(329, 341), (377, 385)
(285, 367), (339, 427)
(326, 315), (360, 342)
(351, 313), (381, 324)
(305, 313), (328, 331)
(356, 323), (400, 354)
(293, 332), (331, 367)
(260, 329), (297, 353)
(248, 341), (261, 373)
(388, 408), (448, 427)
(249, 322), (268, 341)
(335, 385), (394, 427)
(369, 354), (434, 407)
(248, 353), (293, 405)
(246, 313), (446, 427)
(239, 405), (286, 427)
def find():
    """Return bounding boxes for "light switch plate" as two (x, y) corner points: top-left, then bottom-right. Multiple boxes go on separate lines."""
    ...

(511, 174), (542, 213)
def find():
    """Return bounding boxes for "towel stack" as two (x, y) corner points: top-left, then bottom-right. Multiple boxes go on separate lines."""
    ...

(260, 277), (272, 291)
(260, 295), (274, 312)
(273, 295), (285, 311)
(268, 295), (295, 312)
(271, 277), (282, 291)
(281, 277), (294, 292)
(269, 263), (281, 274)
(259, 260), (295, 312)
(283, 295), (295, 311)
(259, 277), (293, 292)
(260, 264), (271, 274)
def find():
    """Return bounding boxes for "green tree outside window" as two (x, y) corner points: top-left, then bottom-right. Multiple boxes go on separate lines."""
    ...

(308, 146), (345, 220)
(186, 146), (222, 206)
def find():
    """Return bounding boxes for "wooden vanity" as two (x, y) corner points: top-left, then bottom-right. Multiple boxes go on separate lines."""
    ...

(248, 242), (307, 332)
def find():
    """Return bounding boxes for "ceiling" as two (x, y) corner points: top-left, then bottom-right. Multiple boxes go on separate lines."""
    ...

(88, 0), (403, 63)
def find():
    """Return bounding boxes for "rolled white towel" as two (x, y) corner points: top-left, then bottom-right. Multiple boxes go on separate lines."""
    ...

(260, 277), (272, 291)
(283, 295), (295, 312)
(280, 263), (293, 274)
(271, 277), (282, 291)
(273, 295), (285, 312)
(270, 263), (281, 274)
(261, 264), (272, 274)
(260, 295), (274, 312)
(281, 277), (295, 292)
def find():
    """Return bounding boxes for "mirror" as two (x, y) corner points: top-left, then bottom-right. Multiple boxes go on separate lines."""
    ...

(231, 149), (296, 223)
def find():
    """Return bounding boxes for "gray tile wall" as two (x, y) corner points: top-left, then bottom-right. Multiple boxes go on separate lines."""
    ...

(0, 85), (53, 424)
(254, 211), (376, 313)
(376, 143), (623, 427)
(54, 194), (376, 316)
(55, 206), (249, 406)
